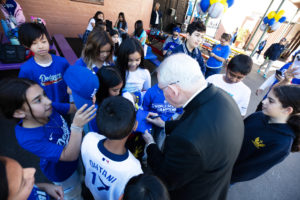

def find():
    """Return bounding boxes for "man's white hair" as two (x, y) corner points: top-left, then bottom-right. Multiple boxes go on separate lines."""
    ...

(158, 53), (206, 91)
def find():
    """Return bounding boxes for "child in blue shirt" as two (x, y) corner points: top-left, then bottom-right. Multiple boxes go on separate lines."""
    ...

(172, 21), (206, 74)
(231, 85), (300, 184)
(18, 22), (73, 114)
(143, 84), (182, 122)
(0, 156), (64, 200)
(163, 27), (182, 57)
(134, 20), (147, 46)
(0, 78), (96, 200)
(142, 84), (183, 148)
(205, 33), (231, 78)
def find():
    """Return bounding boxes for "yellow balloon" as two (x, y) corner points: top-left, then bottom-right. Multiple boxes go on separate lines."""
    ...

(210, 0), (220, 4)
(220, 0), (227, 4)
(274, 14), (281, 22)
(223, 2), (228, 13)
(267, 11), (276, 19)
(278, 10), (285, 16)
(210, 0), (216, 4)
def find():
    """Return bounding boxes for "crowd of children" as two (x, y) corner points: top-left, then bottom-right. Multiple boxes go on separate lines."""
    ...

(0, 9), (300, 200)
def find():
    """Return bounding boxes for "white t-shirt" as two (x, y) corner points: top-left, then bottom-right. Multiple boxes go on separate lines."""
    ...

(86, 18), (95, 31)
(206, 74), (251, 116)
(81, 132), (143, 200)
(123, 67), (151, 93)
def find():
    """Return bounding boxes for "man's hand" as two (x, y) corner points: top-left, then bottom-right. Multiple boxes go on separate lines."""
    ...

(146, 112), (165, 128)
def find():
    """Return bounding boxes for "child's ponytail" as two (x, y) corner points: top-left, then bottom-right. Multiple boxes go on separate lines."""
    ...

(287, 114), (300, 152)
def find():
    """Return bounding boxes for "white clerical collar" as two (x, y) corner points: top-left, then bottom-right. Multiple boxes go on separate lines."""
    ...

(183, 82), (208, 108)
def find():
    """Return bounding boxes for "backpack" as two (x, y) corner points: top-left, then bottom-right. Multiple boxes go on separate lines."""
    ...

(0, 43), (26, 63)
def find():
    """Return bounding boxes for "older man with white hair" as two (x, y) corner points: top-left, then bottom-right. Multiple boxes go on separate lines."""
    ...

(143, 53), (244, 200)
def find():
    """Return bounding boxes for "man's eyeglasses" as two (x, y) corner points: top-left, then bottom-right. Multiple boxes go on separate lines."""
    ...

(159, 81), (180, 90)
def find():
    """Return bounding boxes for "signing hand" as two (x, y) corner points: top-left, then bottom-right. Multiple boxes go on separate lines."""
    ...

(146, 112), (165, 128)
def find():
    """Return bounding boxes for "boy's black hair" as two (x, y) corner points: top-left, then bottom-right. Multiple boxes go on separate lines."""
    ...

(187, 21), (206, 35)
(227, 54), (253, 75)
(96, 96), (136, 140)
(123, 174), (170, 200)
(18, 22), (51, 48)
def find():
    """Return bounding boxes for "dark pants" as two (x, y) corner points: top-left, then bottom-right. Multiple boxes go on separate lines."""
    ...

(205, 67), (222, 79)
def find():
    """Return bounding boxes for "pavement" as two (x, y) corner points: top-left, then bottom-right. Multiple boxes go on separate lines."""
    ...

(1, 54), (299, 199)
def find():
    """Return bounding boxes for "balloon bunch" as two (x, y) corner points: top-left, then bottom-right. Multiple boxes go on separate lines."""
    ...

(260, 10), (286, 33)
(197, 0), (234, 18)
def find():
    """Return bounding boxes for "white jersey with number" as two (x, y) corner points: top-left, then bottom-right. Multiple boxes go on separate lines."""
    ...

(81, 132), (143, 200)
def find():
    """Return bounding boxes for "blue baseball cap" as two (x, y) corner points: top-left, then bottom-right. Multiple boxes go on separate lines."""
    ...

(64, 65), (99, 109)
(173, 27), (181, 33)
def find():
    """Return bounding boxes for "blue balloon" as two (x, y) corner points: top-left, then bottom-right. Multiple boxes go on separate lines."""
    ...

(268, 18), (275, 26)
(263, 17), (269, 24)
(200, 0), (210, 13)
(227, 0), (234, 8)
(279, 16), (286, 23)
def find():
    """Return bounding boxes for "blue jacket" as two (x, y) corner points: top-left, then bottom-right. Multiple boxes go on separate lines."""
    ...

(172, 42), (206, 74)
(231, 112), (294, 183)
(264, 43), (285, 61)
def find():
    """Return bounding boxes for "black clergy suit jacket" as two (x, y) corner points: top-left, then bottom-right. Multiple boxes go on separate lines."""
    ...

(147, 84), (244, 200)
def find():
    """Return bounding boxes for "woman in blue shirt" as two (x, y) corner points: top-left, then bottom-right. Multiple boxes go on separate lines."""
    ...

(134, 20), (147, 46)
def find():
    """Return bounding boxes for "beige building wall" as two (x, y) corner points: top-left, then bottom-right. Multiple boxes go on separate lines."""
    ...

(4, 0), (153, 37)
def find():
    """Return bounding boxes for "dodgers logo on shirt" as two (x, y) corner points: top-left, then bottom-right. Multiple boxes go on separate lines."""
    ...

(39, 73), (63, 86)
(57, 116), (70, 146)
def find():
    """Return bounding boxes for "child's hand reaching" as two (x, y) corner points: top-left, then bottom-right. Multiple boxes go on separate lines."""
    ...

(37, 183), (64, 200)
(72, 104), (96, 128)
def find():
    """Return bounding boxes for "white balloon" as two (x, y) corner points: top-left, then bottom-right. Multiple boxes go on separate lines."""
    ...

(271, 22), (281, 31)
(260, 23), (266, 31)
(208, 2), (224, 18)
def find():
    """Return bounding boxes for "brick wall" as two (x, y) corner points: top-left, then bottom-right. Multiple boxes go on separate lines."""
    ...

(7, 0), (153, 37)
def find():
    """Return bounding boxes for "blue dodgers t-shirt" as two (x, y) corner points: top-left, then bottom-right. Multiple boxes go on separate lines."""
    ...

(163, 37), (181, 52)
(19, 54), (70, 113)
(142, 84), (182, 121)
(15, 108), (78, 182)
(28, 185), (50, 200)
(206, 44), (231, 68)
